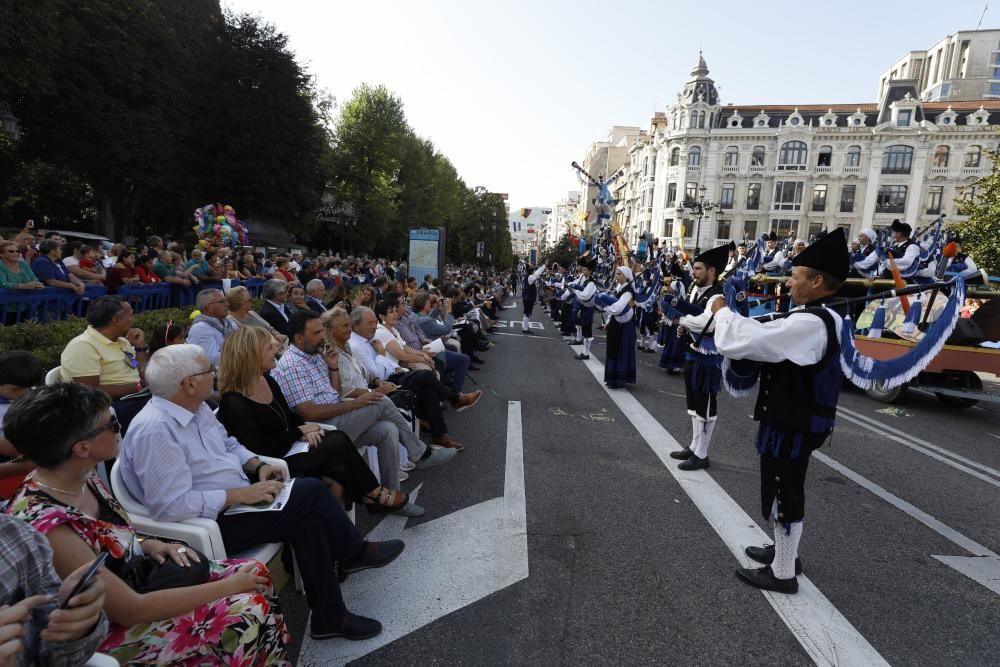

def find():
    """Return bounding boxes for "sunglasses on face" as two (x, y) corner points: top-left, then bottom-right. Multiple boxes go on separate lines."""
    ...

(79, 414), (121, 441)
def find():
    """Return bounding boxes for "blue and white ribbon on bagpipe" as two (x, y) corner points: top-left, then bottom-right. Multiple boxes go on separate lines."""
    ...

(659, 274), (967, 398)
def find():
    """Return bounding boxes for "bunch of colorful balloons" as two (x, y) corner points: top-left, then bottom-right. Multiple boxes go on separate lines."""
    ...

(192, 203), (250, 248)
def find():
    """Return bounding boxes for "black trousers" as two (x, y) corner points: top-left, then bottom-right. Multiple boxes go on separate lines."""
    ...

(759, 432), (825, 524)
(286, 430), (379, 502)
(523, 299), (535, 317)
(391, 369), (455, 437)
(217, 477), (364, 624)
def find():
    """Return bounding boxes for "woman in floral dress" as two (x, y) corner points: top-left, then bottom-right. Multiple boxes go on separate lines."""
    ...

(3, 383), (291, 666)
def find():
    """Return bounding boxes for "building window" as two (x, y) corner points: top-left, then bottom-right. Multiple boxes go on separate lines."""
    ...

(771, 219), (799, 238)
(679, 112), (686, 129)
(926, 185), (943, 215)
(846, 146), (862, 167)
(688, 146), (702, 167)
(746, 183), (761, 210)
(669, 147), (680, 166)
(650, 156), (656, 177)
(812, 184), (828, 212)
(716, 219), (731, 240)
(664, 219), (674, 237)
(881, 145), (913, 174)
(817, 145), (833, 167)
(773, 181), (804, 210)
(724, 146), (739, 166)
(965, 145), (982, 167)
(751, 146), (766, 166)
(807, 222), (825, 238)
(643, 157), (648, 177)
(876, 185), (907, 213)
(666, 183), (677, 207)
(840, 185), (856, 213)
(932, 145), (950, 168)
(720, 183), (735, 209)
(685, 182), (698, 204)
(897, 109), (912, 127)
(691, 111), (700, 128)
(778, 141), (807, 170)
(743, 219), (757, 239)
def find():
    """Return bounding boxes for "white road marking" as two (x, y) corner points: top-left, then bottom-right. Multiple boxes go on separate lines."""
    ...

(988, 433), (1000, 441)
(815, 451), (1000, 597)
(579, 356), (888, 667)
(837, 406), (1000, 487)
(299, 402), (528, 666)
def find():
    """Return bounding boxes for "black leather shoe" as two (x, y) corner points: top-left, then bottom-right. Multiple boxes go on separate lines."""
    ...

(670, 447), (693, 460)
(471, 356), (486, 364)
(744, 544), (803, 575)
(678, 454), (709, 470)
(735, 565), (798, 594)
(522, 329), (534, 335)
(340, 539), (405, 575)
(574, 353), (590, 360)
(311, 612), (383, 641)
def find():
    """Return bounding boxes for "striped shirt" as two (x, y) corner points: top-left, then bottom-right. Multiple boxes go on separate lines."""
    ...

(272, 344), (339, 409)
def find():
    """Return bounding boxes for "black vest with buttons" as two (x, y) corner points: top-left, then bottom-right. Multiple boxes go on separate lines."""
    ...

(522, 274), (537, 302)
(684, 283), (724, 348)
(753, 303), (845, 434)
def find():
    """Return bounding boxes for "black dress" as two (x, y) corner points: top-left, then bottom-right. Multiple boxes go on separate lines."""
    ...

(217, 375), (379, 502)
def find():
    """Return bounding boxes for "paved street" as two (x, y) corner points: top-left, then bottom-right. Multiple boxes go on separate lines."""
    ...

(290, 299), (1000, 666)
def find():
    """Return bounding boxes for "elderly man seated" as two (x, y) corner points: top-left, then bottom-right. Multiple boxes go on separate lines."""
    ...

(186, 288), (232, 365)
(259, 279), (291, 336)
(118, 344), (402, 641)
(305, 279), (328, 313)
(272, 311), (456, 517)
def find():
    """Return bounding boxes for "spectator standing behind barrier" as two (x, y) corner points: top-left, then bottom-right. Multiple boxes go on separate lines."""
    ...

(30, 241), (85, 296)
(133, 255), (161, 284)
(0, 514), (109, 667)
(119, 344), (402, 641)
(103, 250), (140, 294)
(0, 241), (43, 291)
(59, 296), (147, 399)
(187, 289), (232, 366)
(2, 383), (290, 664)
(150, 252), (191, 288)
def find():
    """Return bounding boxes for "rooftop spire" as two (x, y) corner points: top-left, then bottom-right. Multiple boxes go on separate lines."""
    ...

(691, 50), (709, 77)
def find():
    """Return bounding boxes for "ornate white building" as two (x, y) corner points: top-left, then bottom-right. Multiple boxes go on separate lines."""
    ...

(614, 53), (1000, 252)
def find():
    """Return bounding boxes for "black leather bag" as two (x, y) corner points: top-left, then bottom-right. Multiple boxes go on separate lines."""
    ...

(119, 548), (211, 593)
(388, 389), (417, 411)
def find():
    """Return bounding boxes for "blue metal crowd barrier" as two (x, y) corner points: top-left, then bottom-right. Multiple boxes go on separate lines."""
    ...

(117, 284), (171, 312)
(0, 287), (82, 323)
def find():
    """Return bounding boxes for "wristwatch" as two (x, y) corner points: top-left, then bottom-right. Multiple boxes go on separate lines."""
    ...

(134, 346), (149, 352)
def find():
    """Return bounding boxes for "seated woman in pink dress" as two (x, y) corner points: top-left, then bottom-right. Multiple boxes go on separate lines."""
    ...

(3, 383), (291, 666)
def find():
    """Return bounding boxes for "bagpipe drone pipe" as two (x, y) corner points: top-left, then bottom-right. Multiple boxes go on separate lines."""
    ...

(661, 273), (967, 398)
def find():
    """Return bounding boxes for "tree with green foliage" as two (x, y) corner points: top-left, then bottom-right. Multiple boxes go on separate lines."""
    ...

(957, 148), (1000, 278)
(540, 233), (579, 268)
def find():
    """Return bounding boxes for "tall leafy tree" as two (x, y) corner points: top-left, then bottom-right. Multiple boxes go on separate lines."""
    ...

(957, 148), (1000, 278)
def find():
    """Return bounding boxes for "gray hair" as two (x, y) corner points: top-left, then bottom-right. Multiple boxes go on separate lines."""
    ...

(195, 288), (224, 310)
(226, 285), (251, 309)
(145, 344), (207, 397)
(350, 305), (374, 327)
(306, 279), (325, 294)
(262, 279), (287, 300)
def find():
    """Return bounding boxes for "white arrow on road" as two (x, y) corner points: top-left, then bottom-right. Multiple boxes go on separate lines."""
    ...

(299, 401), (529, 666)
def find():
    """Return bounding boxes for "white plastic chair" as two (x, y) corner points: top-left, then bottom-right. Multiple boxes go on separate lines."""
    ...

(44, 366), (62, 386)
(110, 459), (286, 568)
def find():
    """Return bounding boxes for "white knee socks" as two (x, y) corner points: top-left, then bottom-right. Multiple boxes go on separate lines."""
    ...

(690, 415), (716, 459)
(772, 521), (803, 580)
(583, 338), (593, 355)
(522, 315), (529, 331)
(575, 325), (582, 342)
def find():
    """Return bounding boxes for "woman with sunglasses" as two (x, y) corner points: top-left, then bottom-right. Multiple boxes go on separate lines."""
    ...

(217, 327), (406, 512)
(3, 383), (291, 665)
(0, 240), (43, 290)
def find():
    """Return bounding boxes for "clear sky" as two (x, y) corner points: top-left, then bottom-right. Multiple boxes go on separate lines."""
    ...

(225, 0), (991, 212)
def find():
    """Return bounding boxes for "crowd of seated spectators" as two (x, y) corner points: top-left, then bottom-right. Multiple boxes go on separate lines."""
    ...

(0, 227), (516, 663)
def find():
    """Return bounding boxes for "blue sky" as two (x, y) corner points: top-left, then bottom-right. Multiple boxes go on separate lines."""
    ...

(226, 0), (990, 211)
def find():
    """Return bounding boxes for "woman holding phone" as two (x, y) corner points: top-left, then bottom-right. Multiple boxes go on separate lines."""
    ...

(2, 383), (291, 666)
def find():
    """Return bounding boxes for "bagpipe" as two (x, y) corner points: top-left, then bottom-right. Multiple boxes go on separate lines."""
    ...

(661, 271), (969, 398)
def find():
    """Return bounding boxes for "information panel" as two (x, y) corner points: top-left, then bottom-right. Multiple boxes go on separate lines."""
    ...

(408, 227), (445, 281)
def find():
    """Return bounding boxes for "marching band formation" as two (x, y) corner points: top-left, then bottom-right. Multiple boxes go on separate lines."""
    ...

(516, 219), (975, 594)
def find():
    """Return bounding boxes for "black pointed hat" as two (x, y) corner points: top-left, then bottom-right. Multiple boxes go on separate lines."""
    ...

(693, 241), (734, 275)
(791, 227), (849, 282)
(890, 219), (912, 236)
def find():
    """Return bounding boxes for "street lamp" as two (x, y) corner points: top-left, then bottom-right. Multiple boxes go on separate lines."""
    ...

(677, 185), (718, 254)
(0, 102), (20, 142)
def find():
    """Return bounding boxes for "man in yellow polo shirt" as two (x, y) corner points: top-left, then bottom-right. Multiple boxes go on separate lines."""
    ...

(61, 296), (148, 398)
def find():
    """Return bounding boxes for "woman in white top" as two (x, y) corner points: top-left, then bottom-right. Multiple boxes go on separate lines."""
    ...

(373, 300), (436, 372)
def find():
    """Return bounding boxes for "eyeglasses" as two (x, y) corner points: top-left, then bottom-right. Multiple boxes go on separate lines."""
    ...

(188, 366), (217, 379)
(79, 414), (121, 441)
(206, 299), (227, 307)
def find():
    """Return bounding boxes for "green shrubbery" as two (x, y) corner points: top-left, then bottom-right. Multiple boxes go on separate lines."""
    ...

(0, 307), (196, 372)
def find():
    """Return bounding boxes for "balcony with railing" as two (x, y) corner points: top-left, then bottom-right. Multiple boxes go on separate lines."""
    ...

(748, 164), (766, 174)
(928, 166), (951, 177)
(814, 166), (832, 174)
(961, 166), (986, 177)
(843, 166), (863, 176)
(721, 165), (740, 174)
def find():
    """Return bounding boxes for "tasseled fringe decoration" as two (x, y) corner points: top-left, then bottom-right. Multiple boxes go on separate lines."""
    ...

(840, 276), (965, 390)
(722, 357), (761, 398)
(900, 296), (922, 335)
(693, 337), (717, 356)
(691, 358), (722, 395)
(868, 301), (886, 339)
(755, 423), (804, 460)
